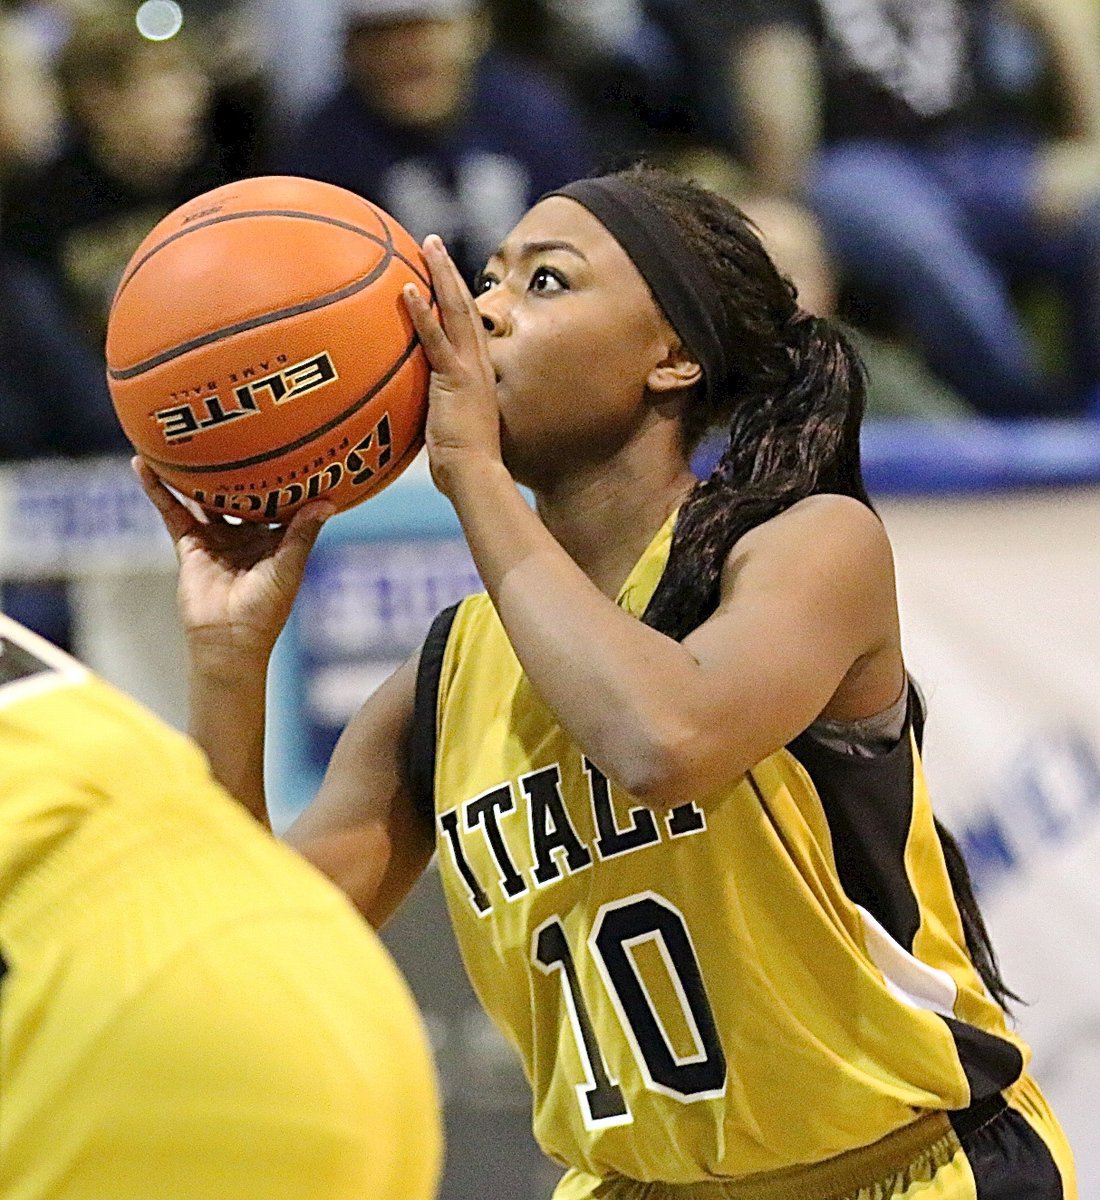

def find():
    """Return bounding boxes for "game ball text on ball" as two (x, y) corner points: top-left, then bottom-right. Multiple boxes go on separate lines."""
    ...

(105, 175), (433, 522)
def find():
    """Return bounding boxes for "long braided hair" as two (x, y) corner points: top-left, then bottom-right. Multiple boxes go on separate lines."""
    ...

(623, 165), (1019, 1011)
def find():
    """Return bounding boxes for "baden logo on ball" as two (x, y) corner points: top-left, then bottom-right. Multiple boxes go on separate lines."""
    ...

(106, 175), (434, 522)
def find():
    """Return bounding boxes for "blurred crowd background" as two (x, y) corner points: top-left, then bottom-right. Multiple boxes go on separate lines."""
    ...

(0, 5), (1098, 1194)
(0, 0), (1098, 644)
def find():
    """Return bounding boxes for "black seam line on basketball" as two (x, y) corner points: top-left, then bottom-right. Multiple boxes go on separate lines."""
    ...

(353, 207), (433, 291)
(109, 250), (396, 381)
(141, 331), (422, 475)
(116, 208), (398, 299)
(373, 211), (431, 290)
(354, 196), (389, 239)
(391, 246), (431, 290)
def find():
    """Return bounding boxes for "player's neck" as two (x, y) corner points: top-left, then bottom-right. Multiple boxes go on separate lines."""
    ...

(533, 449), (696, 601)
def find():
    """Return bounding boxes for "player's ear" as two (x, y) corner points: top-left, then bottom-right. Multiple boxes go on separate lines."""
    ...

(647, 345), (703, 397)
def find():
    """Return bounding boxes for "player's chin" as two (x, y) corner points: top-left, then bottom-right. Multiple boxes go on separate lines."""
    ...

(498, 427), (522, 480)
(498, 429), (538, 488)
(500, 434), (567, 491)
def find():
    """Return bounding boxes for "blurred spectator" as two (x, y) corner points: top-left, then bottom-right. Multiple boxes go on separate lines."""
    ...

(0, 5), (62, 174)
(729, 0), (1100, 418)
(164, 0), (275, 179)
(0, 253), (121, 463)
(0, 8), (130, 650)
(0, 251), (127, 650)
(486, 0), (743, 167)
(669, 144), (974, 421)
(275, 0), (594, 283)
(0, 8), (232, 347)
(740, 191), (975, 420)
(4, 0), (272, 177)
(486, 0), (682, 164)
(0, 1), (96, 60)
(250, 0), (345, 127)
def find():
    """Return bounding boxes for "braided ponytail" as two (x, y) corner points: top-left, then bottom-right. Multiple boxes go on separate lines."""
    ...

(621, 165), (1017, 1011)
(619, 163), (873, 641)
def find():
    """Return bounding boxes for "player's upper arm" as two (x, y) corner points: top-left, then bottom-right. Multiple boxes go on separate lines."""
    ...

(283, 651), (435, 928)
(648, 495), (903, 805)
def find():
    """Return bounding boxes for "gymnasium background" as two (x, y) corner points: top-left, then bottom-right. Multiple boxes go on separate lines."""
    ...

(2, 425), (1097, 1196)
(0, 0), (1098, 1196)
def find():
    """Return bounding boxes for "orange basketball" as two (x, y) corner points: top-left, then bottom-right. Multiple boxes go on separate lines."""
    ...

(106, 175), (433, 522)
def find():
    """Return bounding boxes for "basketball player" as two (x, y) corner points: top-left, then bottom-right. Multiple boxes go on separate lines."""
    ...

(0, 614), (441, 1200)
(138, 165), (1077, 1197)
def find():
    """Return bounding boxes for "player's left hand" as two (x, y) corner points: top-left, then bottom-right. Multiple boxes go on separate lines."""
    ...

(402, 235), (502, 498)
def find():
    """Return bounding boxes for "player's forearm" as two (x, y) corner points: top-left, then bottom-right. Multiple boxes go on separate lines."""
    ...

(447, 464), (712, 801)
(188, 647), (271, 826)
(292, 812), (434, 930)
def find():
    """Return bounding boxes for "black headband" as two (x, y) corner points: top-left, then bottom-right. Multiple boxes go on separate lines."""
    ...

(543, 175), (729, 405)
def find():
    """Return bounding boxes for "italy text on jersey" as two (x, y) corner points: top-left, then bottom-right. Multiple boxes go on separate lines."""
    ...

(438, 757), (707, 916)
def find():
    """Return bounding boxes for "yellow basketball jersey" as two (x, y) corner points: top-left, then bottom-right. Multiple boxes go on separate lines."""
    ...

(411, 516), (1031, 1185)
(0, 617), (441, 1200)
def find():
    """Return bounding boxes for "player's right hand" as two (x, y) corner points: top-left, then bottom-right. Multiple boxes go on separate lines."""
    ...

(133, 457), (334, 660)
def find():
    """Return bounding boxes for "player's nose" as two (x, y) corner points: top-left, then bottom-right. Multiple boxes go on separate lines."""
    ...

(476, 291), (511, 337)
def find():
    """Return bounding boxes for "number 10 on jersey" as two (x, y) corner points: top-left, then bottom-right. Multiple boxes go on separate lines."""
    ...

(533, 890), (727, 1129)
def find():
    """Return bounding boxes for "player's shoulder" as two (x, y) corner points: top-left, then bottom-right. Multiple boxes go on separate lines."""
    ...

(720, 494), (896, 610)
(734, 493), (892, 566)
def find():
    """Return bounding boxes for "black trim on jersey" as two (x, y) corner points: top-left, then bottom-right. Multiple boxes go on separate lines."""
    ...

(910, 682), (927, 754)
(787, 687), (922, 950)
(408, 604), (460, 827)
(787, 684), (1025, 1104)
(948, 1090), (1008, 1140)
(0, 636), (53, 688)
(950, 1098), (1064, 1198)
(943, 1017), (1026, 1101)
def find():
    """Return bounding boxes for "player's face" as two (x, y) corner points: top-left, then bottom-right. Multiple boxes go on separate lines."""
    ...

(474, 198), (680, 487)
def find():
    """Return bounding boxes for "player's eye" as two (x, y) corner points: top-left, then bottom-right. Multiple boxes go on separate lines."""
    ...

(473, 270), (498, 295)
(530, 266), (567, 294)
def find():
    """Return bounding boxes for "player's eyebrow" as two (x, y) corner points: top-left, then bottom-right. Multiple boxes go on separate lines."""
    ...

(489, 239), (589, 264)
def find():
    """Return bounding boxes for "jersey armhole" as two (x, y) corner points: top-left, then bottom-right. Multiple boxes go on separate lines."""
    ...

(908, 674), (926, 754)
(407, 603), (460, 827)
